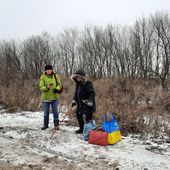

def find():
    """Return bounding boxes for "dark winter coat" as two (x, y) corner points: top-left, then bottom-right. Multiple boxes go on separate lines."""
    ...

(73, 80), (96, 115)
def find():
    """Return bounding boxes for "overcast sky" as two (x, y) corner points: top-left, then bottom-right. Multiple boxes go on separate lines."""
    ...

(0, 0), (170, 40)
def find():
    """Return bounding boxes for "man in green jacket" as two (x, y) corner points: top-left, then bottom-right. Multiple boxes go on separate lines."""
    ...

(39, 65), (62, 130)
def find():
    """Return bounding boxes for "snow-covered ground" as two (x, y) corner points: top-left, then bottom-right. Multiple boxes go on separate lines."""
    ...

(0, 110), (170, 170)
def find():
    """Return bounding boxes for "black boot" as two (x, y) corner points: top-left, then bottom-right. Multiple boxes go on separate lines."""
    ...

(41, 125), (48, 130)
(54, 120), (59, 130)
(42, 117), (49, 130)
(75, 128), (83, 134)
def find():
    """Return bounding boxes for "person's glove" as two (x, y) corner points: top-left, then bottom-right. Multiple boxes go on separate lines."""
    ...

(71, 100), (77, 107)
(53, 89), (59, 94)
(82, 99), (93, 107)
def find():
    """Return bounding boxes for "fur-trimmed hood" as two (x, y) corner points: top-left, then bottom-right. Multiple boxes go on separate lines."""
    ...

(71, 70), (87, 84)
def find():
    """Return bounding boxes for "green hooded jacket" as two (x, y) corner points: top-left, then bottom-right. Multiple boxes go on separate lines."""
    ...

(39, 73), (62, 101)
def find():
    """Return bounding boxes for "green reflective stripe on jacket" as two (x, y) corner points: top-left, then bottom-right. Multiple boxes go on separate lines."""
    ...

(39, 73), (62, 101)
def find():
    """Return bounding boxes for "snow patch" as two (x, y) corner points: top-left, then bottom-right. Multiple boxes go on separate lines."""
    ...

(0, 111), (170, 170)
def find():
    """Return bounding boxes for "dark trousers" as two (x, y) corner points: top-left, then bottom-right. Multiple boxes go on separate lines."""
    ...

(76, 112), (93, 130)
(43, 100), (59, 126)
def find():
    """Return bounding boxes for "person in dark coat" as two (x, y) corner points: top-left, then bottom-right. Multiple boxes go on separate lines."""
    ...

(71, 70), (96, 134)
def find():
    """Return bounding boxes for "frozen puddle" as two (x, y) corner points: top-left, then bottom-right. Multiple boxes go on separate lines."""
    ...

(0, 111), (170, 170)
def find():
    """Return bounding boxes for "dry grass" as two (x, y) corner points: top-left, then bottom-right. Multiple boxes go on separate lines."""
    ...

(93, 78), (170, 137)
(0, 75), (170, 137)
(0, 79), (40, 112)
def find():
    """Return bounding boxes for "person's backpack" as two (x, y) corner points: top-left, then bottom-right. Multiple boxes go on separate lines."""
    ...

(54, 74), (64, 94)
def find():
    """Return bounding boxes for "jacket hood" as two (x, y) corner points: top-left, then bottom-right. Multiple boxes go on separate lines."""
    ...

(71, 70), (87, 84)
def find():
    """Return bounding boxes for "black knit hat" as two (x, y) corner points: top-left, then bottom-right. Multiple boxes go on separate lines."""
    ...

(74, 70), (85, 77)
(44, 65), (53, 71)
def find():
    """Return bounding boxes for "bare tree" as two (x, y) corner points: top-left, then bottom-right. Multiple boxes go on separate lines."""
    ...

(151, 12), (170, 88)
(21, 33), (54, 79)
(55, 29), (79, 76)
(0, 40), (22, 85)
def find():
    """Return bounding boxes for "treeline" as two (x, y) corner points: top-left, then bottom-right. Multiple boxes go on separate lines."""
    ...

(0, 12), (170, 88)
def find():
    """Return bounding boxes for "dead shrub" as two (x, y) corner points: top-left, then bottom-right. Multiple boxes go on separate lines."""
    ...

(0, 75), (170, 137)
